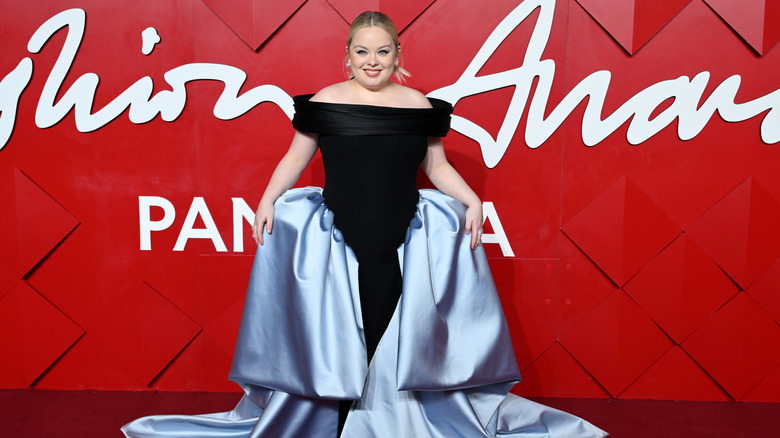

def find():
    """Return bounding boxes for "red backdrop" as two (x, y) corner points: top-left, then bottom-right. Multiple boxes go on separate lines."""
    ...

(1, 0), (779, 402)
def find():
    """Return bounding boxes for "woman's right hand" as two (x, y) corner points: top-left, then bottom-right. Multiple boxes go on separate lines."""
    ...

(253, 201), (275, 245)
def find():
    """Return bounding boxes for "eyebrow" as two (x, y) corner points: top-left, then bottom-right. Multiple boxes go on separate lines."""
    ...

(353, 44), (393, 50)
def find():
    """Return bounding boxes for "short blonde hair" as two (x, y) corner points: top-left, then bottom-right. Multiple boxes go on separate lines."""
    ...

(345, 11), (410, 81)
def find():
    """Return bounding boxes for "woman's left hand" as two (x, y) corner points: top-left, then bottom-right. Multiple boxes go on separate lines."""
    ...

(465, 203), (483, 250)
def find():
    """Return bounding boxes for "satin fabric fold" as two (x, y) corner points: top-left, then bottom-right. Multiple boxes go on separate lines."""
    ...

(229, 189), (367, 399)
(122, 188), (607, 438)
(397, 193), (521, 391)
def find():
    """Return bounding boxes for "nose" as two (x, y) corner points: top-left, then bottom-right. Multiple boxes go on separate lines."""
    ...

(368, 53), (378, 65)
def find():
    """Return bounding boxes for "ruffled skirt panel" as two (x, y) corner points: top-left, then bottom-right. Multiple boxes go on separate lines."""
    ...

(122, 188), (607, 438)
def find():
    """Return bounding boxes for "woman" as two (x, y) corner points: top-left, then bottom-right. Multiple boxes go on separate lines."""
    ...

(123, 11), (607, 438)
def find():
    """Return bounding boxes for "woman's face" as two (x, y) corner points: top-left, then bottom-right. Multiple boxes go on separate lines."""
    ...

(347, 26), (397, 90)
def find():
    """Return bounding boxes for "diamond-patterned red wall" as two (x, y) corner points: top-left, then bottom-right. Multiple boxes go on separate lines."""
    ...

(1, 0), (779, 403)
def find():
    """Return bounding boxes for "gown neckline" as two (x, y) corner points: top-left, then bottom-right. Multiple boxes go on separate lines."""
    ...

(294, 94), (452, 112)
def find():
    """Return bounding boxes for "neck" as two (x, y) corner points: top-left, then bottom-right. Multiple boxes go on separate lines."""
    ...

(350, 79), (394, 96)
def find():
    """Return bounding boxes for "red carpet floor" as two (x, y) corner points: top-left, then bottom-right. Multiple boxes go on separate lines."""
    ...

(1, 389), (778, 437)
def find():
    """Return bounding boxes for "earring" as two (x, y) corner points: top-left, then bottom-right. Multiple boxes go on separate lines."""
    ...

(394, 59), (398, 66)
(346, 60), (351, 67)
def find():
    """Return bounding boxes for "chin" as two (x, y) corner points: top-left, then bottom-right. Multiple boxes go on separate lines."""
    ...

(360, 74), (391, 87)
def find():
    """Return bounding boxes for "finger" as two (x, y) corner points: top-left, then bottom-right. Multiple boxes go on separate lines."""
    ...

(466, 220), (477, 249)
(253, 217), (264, 246)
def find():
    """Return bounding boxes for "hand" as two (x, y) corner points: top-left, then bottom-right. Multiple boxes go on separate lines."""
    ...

(253, 201), (275, 245)
(464, 203), (483, 250)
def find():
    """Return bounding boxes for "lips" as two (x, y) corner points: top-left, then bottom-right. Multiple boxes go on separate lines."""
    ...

(363, 69), (381, 77)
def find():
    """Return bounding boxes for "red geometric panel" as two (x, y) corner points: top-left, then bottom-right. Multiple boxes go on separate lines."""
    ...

(576, 0), (692, 54)
(741, 364), (780, 403)
(683, 293), (780, 400)
(89, 281), (202, 385)
(0, 282), (83, 387)
(686, 178), (780, 290)
(325, 0), (437, 33)
(624, 234), (740, 343)
(704, 0), (780, 55)
(562, 176), (681, 287)
(205, 296), (246, 359)
(153, 333), (239, 392)
(619, 346), (731, 401)
(201, 0), (308, 50)
(491, 258), (558, 370)
(558, 235), (618, 333)
(515, 342), (610, 399)
(0, 260), (14, 299)
(14, 169), (80, 277)
(33, 336), (143, 390)
(199, 255), (254, 326)
(746, 258), (780, 324)
(560, 290), (674, 396)
(0, 168), (16, 295)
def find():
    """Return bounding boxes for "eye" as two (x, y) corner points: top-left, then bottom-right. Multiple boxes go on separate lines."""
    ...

(356, 49), (367, 55)
(378, 49), (389, 55)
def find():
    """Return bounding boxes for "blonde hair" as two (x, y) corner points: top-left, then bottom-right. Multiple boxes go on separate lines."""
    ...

(345, 11), (410, 82)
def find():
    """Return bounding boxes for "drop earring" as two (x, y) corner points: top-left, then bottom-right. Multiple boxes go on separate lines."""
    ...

(346, 60), (351, 67)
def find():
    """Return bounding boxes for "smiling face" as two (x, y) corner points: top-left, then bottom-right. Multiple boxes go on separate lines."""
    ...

(347, 26), (398, 91)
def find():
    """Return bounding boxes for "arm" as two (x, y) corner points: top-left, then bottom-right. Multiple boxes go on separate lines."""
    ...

(421, 137), (483, 249)
(253, 131), (319, 245)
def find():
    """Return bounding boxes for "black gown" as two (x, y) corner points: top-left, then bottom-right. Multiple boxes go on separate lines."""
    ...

(292, 94), (452, 363)
(121, 95), (608, 438)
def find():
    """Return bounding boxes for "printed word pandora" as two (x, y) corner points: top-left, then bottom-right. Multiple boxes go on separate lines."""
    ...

(139, 196), (514, 256)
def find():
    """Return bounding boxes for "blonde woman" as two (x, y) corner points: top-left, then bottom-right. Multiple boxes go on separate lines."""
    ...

(123, 11), (607, 438)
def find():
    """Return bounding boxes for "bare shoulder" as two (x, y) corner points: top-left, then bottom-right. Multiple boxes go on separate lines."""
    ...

(310, 82), (350, 103)
(395, 85), (432, 108)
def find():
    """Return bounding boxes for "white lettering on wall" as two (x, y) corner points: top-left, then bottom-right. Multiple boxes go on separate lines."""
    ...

(2, 1), (778, 162)
(482, 202), (515, 257)
(139, 196), (513, 255)
(0, 58), (32, 148)
(8, 8), (293, 145)
(428, 0), (780, 167)
(173, 197), (227, 252)
(139, 196), (176, 251)
(141, 27), (160, 56)
(232, 197), (255, 253)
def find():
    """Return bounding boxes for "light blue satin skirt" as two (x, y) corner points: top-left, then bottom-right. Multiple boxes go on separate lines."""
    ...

(122, 188), (607, 438)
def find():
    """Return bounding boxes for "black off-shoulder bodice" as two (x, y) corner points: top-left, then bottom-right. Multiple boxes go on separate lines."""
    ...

(291, 94), (452, 137)
(291, 94), (453, 259)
